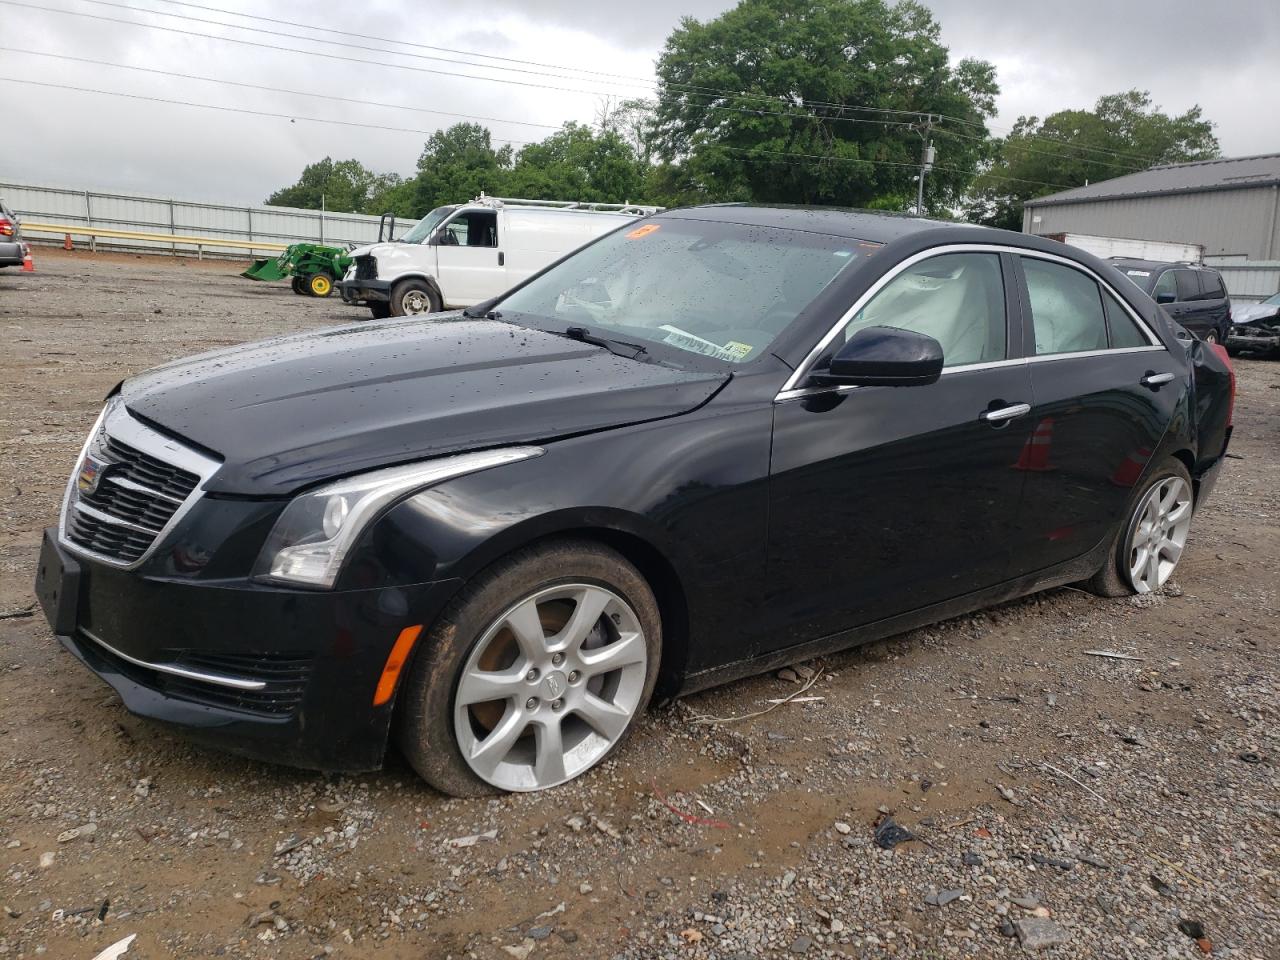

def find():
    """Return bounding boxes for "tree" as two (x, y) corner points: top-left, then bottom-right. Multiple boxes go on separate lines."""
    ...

(967, 90), (1220, 230)
(411, 123), (512, 216)
(650, 0), (998, 211)
(506, 123), (648, 203)
(265, 157), (394, 213)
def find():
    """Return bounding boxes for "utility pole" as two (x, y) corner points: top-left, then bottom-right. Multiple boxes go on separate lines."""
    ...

(914, 114), (938, 216)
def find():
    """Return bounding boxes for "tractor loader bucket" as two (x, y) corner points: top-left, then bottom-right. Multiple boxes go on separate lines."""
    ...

(241, 256), (289, 281)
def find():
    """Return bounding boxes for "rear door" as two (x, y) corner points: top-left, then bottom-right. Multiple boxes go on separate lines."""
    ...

(762, 249), (1035, 651)
(433, 209), (505, 306)
(1009, 253), (1180, 575)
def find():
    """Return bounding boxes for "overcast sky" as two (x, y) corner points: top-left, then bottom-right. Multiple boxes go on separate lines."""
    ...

(3, 0), (1278, 206)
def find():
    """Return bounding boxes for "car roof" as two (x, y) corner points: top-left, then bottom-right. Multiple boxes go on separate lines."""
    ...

(659, 204), (1022, 245)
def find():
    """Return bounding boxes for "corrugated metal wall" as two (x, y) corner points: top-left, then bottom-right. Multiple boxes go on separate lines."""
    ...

(1024, 185), (1280, 261)
(1, 180), (387, 255)
(1209, 261), (1280, 302)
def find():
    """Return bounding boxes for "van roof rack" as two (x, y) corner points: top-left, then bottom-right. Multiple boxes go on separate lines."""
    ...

(470, 194), (663, 216)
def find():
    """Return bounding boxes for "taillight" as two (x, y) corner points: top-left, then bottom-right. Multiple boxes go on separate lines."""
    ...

(1209, 342), (1235, 427)
(0, 218), (12, 237)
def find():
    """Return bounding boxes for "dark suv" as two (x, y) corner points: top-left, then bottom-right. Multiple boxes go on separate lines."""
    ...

(1110, 258), (1231, 344)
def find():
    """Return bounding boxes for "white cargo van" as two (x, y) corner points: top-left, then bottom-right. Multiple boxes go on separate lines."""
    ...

(337, 196), (660, 319)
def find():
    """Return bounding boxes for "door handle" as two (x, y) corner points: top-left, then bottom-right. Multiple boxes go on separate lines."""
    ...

(980, 402), (1031, 423)
(498, 251), (505, 266)
(1141, 372), (1175, 387)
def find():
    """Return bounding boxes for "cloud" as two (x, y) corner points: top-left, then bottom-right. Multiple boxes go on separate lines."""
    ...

(2, 0), (1276, 206)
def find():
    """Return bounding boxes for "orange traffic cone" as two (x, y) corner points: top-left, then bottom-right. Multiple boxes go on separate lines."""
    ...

(63, 233), (73, 251)
(1110, 446), (1151, 488)
(21, 250), (34, 273)
(1013, 417), (1055, 472)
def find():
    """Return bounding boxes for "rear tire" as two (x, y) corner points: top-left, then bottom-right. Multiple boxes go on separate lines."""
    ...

(389, 279), (441, 317)
(290, 277), (306, 295)
(396, 540), (662, 797)
(1084, 457), (1194, 597)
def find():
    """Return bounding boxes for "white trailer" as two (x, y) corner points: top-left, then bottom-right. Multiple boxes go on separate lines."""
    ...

(1042, 232), (1204, 264)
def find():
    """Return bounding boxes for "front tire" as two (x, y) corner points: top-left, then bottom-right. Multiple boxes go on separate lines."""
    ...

(368, 302), (391, 321)
(1085, 457), (1194, 597)
(308, 273), (334, 297)
(389, 279), (441, 317)
(396, 541), (661, 796)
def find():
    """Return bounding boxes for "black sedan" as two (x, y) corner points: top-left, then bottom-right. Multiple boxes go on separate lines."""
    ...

(35, 207), (1235, 795)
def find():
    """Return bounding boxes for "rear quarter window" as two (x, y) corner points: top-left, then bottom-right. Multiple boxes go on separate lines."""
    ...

(1175, 270), (1199, 301)
(1199, 271), (1227, 300)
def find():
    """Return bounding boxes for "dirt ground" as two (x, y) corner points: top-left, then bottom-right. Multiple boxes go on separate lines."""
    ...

(0, 249), (1276, 960)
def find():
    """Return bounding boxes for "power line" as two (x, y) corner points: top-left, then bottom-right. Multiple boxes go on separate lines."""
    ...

(11, 1), (1156, 176)
(0, 47), (563, 130)
(48, 0), (966, 132)
(8, 78), (547, 145)
(933, 126), (1147, 173)
(144, 0), (656, 86)
(12, 77), (1057, 188)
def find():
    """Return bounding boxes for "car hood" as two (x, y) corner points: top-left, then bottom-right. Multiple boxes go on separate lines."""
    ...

(122, 316), (728, 496)
(1232, 302), (1279, 324)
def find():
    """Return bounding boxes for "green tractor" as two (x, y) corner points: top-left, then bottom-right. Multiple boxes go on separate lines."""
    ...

(242, 243), (353, 298)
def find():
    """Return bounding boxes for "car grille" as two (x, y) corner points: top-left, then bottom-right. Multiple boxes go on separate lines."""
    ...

(81, 633), (312, 718)
(354, 254), (377, 280)
(62, 399), (219, 566)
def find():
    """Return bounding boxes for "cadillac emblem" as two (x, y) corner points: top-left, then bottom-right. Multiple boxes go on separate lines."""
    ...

(77, 457), (108, 496)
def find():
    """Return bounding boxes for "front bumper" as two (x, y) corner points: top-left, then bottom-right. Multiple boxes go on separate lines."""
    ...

(1227, 326), (1280, 353)
(337, 279), (391, 304)
(36, 528), (459, 772)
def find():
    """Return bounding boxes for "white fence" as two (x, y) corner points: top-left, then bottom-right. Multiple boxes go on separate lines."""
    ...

(1, 179), (388, 256)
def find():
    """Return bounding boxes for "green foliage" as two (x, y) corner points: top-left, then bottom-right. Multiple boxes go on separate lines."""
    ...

(411, 123), (513, 216)
(967, 90), (1220, 229)
(265, 157), (401, 214)
(649, 0), (999, 211)
(506, 123), (648, 203)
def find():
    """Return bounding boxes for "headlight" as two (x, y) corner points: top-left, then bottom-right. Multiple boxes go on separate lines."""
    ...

(252, 447), (543, 589)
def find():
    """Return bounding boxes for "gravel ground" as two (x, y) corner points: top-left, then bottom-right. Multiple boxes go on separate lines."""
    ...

(0, 250), (1277, 960)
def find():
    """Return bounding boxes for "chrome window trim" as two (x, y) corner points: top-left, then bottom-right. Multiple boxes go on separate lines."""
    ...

(79, 628), (268, 691)
(777, 243), (1166, 400)
(58, 397), (222, 570)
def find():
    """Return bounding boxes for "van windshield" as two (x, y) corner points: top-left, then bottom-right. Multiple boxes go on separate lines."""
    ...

(398, 206), (456, 244)
(497, 218), (878, 365)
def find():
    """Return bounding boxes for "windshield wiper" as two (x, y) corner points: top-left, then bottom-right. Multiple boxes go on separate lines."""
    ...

(563, 325), (649, 361)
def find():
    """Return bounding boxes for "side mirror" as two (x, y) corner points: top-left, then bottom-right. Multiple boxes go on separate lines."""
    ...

(816, 326), (943, 387)
(1155, 290), (1176, 305)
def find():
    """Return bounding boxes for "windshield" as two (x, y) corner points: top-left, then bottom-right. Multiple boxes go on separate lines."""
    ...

(497, 218), (878, 365)
(397, 206), (457, 244)
(1116, 265), (1157, 293)
(1265, 292), (1280, 306)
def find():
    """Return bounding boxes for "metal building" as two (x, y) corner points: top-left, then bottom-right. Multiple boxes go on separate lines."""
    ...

(1023, 153), (1280, 261)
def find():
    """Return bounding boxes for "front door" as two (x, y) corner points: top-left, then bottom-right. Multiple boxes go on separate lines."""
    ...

(1009, 254), (1181, 573)
(763, 250), (1035, 652)
(434, 209), (504, 306)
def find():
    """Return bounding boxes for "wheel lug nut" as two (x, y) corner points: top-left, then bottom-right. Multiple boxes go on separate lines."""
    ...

(526, 697), (539, 710)
(551, 698), (564, 711)
(526, 668), (539, 682)
(552, 652), (565, 666)
(567, 670), (580, 683)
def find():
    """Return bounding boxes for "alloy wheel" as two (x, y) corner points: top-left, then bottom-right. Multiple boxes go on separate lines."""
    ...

(1125, 475), (1192, 593)
(453, 584), (648, 791)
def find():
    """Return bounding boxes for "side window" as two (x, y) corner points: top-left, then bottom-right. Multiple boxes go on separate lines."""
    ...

(1199, 271), (1226, 300)
(841, 253), (1005, 367)
(1021, 258), (1109, 355)
(438, 211), (498, 248)
(1174, 269), (1199, 302)
(1102, 289), (1151, 348)
(1152, 270), (1177, 303)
